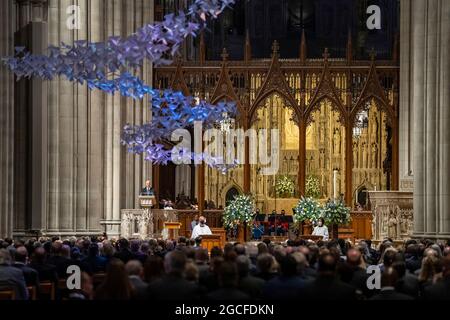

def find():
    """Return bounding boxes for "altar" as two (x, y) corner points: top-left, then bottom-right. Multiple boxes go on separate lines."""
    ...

(120, 196), (224, 239)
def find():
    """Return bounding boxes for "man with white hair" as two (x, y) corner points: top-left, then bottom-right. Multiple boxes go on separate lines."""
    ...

(0, 249), (28, 300)
(125, 260), (148, 299)
(191, 216), (212, 239)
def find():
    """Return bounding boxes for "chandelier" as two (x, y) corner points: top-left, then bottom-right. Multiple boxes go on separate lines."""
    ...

(353, 110), (369, 139)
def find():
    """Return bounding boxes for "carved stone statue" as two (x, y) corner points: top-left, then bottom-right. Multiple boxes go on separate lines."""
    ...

(388, 212), (398, 239)
(371, 143), (378, 168)
(333, 128), (341, 154)
(139, 210), (150, 239)
(121, 212), (132, 238)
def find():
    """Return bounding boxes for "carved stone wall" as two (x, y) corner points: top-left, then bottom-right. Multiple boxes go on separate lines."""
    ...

(368, 191), (413, 241)
(120, 209), (178, 239)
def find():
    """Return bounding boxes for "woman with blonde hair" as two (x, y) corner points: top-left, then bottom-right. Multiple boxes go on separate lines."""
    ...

(418, 255), (442, 295)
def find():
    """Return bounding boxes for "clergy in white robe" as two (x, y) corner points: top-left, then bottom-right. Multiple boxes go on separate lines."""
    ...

(191, 216), (212, 239)
(312, 218), (329, 240)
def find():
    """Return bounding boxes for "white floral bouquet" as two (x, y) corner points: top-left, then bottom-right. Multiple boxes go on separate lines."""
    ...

(293, 197), (322, 224)
(275, 175), (295, 197)
(223, 194), (255, 228)
(305, 174), (321, 199)
(322, 200), (351, 225)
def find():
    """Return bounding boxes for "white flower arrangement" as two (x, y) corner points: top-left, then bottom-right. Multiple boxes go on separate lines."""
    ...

(293, 197), (322, 224)
(322, 199), (352, 225)
(305, 174), (321, 199)
(275, 175), (295, 198)
(223, 194), (255, 228)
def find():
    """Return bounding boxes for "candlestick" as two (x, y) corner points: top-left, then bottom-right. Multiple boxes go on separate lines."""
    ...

(333, 170), (338, 200)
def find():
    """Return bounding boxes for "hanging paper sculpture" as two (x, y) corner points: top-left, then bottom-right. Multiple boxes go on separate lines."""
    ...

(3, 0), (239, 172)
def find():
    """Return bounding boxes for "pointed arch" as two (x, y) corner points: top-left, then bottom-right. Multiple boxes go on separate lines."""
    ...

(352, 62), (393, 121)
(305, 63), (347, 123)
(249, 54), (301, 124)
(210, 62), (244, 115)
(170, 62), (190, 96)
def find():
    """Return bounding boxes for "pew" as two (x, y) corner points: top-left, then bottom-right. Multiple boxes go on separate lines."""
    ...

(39, 282), (55, 300)
(0, 289), (15, 300)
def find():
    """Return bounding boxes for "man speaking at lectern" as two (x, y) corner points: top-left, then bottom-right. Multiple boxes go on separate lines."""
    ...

(141, 179), (155, 196)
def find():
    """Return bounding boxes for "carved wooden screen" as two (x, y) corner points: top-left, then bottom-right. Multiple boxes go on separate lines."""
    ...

(154, 41), (399, 211)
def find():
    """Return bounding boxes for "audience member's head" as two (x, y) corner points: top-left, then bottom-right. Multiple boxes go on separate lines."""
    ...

(32, 247), (47, 264)
(381, 267), (399, 288)
(346, 248), (362, 267)
(164, 250), (186, 276)
(144, 255), (164, 283)
(0, 249), (12, 265)
(210, 246), (223, 259)
(279, 254), (298, 277)
(125, 260), (143, 278)
(14, 246), (29, 264)
(235, 255), (251, 278)
(95, 258), (132, 300)
(257, 253), (275, 274)
(218, 261), (239, 288)
(318, 253), (337, 276)
(234, 243), (246, 256)
(184, 260), (199, 283)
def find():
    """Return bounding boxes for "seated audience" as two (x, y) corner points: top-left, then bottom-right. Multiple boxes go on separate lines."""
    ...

(0, 249), (28, 300)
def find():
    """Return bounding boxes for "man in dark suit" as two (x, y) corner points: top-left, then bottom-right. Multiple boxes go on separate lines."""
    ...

(125, 260), (148, 300)
(262, 254), (307, 300)
(13, 246), (40, 287)
(370, 267), (414, 300)
(29, 247), (58, 284)
(0, 249), (28, 300)
(302, 253), (356, 300)
(47, 242), (72, 279)
(236, 255), (265, 299)
(147, 251), (201, 300)
(423, 255), (450, 300)
(114, 238), (134, 264)
(141, 179), (155, 196)
(206, 261), (250, 300)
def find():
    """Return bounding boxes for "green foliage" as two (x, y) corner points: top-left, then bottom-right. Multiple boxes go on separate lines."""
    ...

(305, 174), (321, 199)
(223, 194), (255, 228)
(293, 197), (322, 224)
(322, 199), (352, 225)
(275, 175), (295, 198)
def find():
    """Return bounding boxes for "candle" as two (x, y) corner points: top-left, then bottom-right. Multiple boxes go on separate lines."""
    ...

(333, 170), (338, 200)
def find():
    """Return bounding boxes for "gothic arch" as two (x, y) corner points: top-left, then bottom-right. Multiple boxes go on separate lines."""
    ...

(220, 181), (243, 203)
(249, 89), (301, 126)
(249, 45), (301, 125)
(304, 61), (347, 123)
(170, 60), (191, 96)
(304, 94), (346, 125)
(351, 95), (394, 126)
(352, 62), (394, 121)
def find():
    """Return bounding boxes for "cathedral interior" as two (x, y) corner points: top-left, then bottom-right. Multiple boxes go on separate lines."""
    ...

(0, 0), (449, 241)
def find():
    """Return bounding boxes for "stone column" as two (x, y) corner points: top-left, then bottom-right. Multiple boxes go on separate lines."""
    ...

(0, 0), (15, 238)
(13, 0), (49, 235)
(101, 0), (154, 238)
(438, 0), (450, 236)
(399, 0), (414, 192)
(406, 0), (450, 239)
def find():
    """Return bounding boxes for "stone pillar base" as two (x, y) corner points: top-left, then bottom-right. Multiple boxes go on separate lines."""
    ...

(100, 220), (121, 239)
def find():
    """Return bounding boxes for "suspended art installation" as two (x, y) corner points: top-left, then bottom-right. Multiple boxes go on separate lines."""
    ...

(2, 0), (239, 172)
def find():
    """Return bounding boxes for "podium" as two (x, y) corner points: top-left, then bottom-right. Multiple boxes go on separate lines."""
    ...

(163, 222), (182, 240)
(139, 195), (156, 208)
(200, 234), (222, 252)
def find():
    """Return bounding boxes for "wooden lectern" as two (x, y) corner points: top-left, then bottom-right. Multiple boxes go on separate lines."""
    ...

(163, 222), (182, 240)
(139, 195), (155, 209)
(200, 234), (222, 253)
(299, 235), (324, 241)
